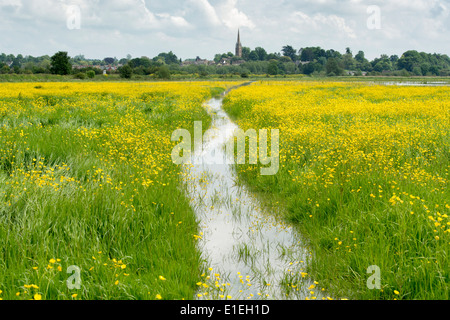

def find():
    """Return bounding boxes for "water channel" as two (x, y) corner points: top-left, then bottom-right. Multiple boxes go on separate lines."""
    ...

(182, 85), (324, 300)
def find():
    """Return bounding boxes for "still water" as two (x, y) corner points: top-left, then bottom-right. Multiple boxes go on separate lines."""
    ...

(182, 88), (324, 300)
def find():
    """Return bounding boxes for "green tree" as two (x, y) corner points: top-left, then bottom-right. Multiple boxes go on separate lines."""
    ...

(282, 45), (297, 61)
(50, 51), (72, 75)
(390, 55), (399, 64)
(0, 64), (10, 74)
(248, 51), (259, 61)
(119, 65), (133, 79)
(267, 60), (278, 75)
(355, 50), (366, 63)
(302, 62), (315, 75)
(343, 53), (357, 70)
(267, 52), (281, 60)
(254, 47), (268, 61)
(373, 60), (392, 72)
(412, 66), (422, 76)
(130, 57), (153, 69)
(74, 72), (87, 79)
(300, 48), (315, 61)
(156, 51), (179, 65)
(325, 58), (344, 76)
(429, 65), (439, 76)
(11, 58), (21, 70)
(103, 57), (115, 65)
(300, 47), (326, 61)
(156, 65), (171, 79)
(241, 47), (251, 60)
(284, 61), (298, 74)
(325, 49), (341, 59)
(214, 54), (223, 63)
(397, 50), (423, 72)
(279, 56), (292, 63)
(86, 70), (95, 79)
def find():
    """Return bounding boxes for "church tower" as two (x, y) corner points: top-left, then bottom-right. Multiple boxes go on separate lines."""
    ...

(235, 29), (242, 58)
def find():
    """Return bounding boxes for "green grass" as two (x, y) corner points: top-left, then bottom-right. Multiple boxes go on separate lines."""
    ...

(1, 79), (447, 301)
(0, 84), (226, 300)
(222, 81), (449, 300)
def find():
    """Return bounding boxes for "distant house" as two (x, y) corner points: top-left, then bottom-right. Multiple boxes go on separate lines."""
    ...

(194, 56), (214, 65)
(182, 57), (214, 66)
(100, 64), (121, 71)
(181, 60), (194, 66)
(217, 58), (245, 66)
(231, 59), (245, 66)
(194, 56), (208, 65)
(218, 58), (231, 66)
(345, 70), (368, 76)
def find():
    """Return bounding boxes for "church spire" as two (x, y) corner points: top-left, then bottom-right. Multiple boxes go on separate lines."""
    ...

(235, 29), (242, 58)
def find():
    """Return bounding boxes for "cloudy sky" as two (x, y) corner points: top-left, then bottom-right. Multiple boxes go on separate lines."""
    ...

(1, 0), (449, 60)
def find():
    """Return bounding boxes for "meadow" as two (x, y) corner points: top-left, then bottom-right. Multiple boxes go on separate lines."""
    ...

(223, 81), (449, 300)
(0, 81), (236, 300)
(0, 79), (448, 301)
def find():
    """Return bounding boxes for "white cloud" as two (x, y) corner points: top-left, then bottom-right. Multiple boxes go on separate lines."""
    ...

(0, 0), (21, 6)
(0, 0), (448, 60)
(156, 13), (191, 28)
(290, 11), (356, 39)
(216, 0), (255, 30)
(188, 0), (221, 26)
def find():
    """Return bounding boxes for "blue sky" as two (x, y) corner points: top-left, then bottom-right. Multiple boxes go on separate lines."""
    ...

(1, 0), (449, 60)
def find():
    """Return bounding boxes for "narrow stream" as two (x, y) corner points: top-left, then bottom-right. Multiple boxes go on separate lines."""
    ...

(182, 86), (324, 300)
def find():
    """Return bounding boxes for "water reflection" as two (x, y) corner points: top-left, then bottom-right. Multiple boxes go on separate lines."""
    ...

(182, 94), (323, 300)
(376, 81), (449, 86)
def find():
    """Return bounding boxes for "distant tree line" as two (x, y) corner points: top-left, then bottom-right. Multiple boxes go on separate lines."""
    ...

(1, 46), (449, 79)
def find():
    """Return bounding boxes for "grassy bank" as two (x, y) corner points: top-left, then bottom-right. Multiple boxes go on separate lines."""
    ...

(0, 81), (236, 300)
(223, 81), (449, 300)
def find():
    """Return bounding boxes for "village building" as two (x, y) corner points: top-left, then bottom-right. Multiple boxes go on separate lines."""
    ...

(181, 56), (214, 66)
(235, 29), (243, 58)
(182, 30), (245, 67)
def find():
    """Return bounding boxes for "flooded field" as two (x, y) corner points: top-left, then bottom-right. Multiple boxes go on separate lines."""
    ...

(378, 81), (449, 86)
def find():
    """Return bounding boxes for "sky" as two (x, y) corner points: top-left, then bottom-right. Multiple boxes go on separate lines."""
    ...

(1, 0), (449, 61)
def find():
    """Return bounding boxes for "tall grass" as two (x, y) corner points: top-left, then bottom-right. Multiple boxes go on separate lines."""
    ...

(0, 82), (235, 300)
(223, 81), (449, 300)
